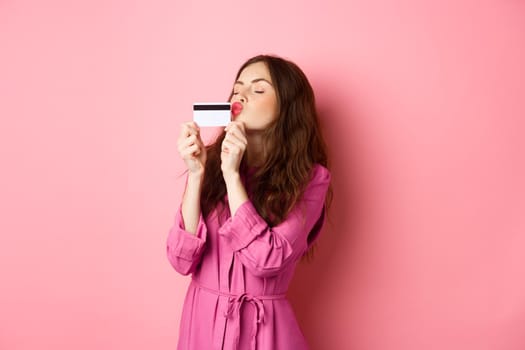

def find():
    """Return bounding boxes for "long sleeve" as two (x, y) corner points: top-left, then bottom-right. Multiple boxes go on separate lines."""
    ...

(166, 208), (207, 275)
(218, 164), (331, 278)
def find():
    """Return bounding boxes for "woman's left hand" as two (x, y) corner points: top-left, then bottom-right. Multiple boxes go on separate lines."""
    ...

(221, 121), (247, 180)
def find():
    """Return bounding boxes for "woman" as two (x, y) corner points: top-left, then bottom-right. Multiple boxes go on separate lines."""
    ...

(167, 54), (331, 350)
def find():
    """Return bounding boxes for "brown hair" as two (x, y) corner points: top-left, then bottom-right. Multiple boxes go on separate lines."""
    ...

(201, 55), (331, 232)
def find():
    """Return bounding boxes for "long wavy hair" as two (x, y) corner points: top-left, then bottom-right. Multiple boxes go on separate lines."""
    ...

(201, 55), (331, 237)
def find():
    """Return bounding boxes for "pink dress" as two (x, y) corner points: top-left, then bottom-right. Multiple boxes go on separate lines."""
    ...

(166, 164), (330, 350)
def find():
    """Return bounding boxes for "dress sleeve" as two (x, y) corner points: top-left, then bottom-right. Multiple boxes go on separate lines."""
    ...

(166, 207), (207, 275)
(218, 164), (331, 278)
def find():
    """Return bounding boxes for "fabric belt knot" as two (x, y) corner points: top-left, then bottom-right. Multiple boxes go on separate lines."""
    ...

(224, 293), (266, 350)
(192, 279), (286, 350)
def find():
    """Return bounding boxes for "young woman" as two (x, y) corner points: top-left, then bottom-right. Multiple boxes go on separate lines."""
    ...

(167, 54), (331, 349)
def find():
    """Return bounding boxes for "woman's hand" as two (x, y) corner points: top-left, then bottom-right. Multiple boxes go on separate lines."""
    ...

(221, 121), (247, 180)
(177, 122), (207, 176)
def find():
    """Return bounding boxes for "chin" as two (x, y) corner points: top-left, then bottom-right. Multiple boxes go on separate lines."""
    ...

(233, 114), (245, 123)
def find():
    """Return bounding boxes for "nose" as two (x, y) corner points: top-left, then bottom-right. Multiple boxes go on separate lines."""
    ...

(235, 91), (246, 103)
(234, 86), (247, 103)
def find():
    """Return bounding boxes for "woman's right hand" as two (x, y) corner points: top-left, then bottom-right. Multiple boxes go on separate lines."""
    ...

(177, 122), (207, 176)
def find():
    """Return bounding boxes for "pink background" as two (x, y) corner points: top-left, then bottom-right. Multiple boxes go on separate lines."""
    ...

(1, 1), (524, 349)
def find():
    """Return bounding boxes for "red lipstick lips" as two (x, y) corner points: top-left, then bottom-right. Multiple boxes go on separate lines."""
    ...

(231, 102), (243, 117)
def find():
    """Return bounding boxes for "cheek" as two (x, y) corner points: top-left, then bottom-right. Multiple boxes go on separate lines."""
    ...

(268, 101), (279, 121)
(262, 97), (278, 114)
(261, 105), (276, 120)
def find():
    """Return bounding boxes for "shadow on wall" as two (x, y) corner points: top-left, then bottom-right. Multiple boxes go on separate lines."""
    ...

(288, 78), (369, 349)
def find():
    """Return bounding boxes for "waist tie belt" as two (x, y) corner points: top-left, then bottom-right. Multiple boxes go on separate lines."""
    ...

(191, 279), (286, 350)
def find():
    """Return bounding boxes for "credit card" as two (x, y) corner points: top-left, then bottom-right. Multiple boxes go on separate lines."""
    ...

(193, 102), (231, 127)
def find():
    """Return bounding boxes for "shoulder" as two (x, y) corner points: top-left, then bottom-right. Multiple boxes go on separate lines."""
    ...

(310, 164), (331, 185)
(303, 164), (331, 195)
(300, 164), (331, 205)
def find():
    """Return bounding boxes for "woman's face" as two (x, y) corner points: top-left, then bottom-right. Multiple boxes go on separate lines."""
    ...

(230, 61), (278, 132)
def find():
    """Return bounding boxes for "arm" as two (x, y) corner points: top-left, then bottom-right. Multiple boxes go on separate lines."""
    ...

(224, 173), (248, 217)
(218, 165), (331, 278)
(166, 202), (207, 276)
(220, 121), (248, 217)
(166, 122), (208, 275)
(181, 172), (204, 234)
(178, 121), (207, 234)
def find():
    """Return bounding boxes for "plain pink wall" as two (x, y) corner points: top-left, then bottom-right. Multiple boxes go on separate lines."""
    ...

(1, 1), (524, 349)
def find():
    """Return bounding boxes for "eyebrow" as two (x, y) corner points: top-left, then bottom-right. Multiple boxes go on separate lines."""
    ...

(234, 78), (273, 86)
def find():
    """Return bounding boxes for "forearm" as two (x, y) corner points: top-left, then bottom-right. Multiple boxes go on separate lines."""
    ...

(219, 165), (331, 277)
(224, 173), (249, 217)
(181, 172), (204, 235)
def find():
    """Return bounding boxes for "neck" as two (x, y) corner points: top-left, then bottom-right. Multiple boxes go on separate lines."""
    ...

(245, 131), (265, 167)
